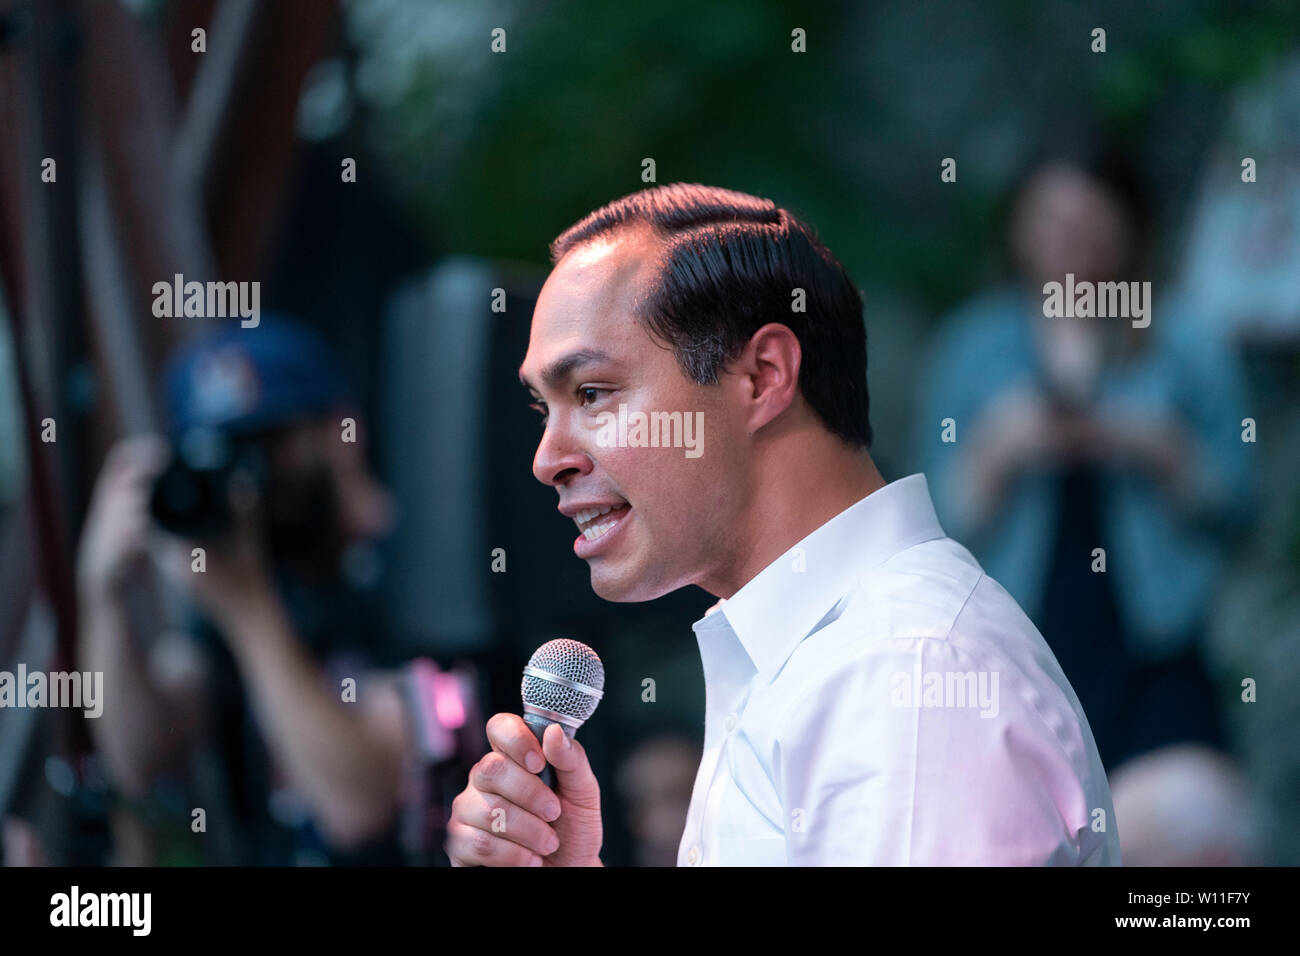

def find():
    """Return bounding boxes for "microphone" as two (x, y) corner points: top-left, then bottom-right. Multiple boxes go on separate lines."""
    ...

(520, 639), (605, 789)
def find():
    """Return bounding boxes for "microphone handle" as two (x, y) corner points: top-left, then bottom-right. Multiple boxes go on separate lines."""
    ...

(522, 713), (564, 790)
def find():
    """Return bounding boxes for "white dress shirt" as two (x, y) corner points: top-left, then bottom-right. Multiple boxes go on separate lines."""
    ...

(676, 473), (1121, 866)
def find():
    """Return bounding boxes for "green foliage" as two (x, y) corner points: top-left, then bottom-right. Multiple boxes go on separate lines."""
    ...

(345, 0), (1300, 314)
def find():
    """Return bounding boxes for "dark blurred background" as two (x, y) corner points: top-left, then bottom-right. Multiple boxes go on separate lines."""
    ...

(1, 0), (1297, 866)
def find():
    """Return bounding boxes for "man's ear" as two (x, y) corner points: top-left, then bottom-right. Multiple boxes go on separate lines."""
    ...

(736, 322), (802, 433)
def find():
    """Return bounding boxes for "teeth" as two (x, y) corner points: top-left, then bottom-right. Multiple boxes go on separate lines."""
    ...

(573, 503), (626, 541)
(573, 504), (621, 527)
(583, 521), (616, 541)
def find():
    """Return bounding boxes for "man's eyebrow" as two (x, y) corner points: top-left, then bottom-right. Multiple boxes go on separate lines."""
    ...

(519, 348), (614, 393)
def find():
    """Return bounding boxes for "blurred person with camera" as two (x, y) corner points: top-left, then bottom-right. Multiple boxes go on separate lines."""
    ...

(76, 315), (477, 865)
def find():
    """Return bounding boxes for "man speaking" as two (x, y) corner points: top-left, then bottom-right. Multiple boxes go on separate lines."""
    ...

(445, 183), (1120, 866)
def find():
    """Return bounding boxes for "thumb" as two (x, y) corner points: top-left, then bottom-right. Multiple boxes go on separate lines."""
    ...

(542, 723), (600, 810)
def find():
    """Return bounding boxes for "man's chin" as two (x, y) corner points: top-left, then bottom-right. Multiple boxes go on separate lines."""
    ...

(587, 563), (672, 603)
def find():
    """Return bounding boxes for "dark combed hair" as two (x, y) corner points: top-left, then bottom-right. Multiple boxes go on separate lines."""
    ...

(548, 182), (872, 448)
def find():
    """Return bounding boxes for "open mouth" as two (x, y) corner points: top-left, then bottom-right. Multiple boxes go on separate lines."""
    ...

(573, 503), (631, 542)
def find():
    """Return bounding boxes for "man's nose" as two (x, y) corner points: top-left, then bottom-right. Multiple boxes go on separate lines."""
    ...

(532, 421), (591, 487)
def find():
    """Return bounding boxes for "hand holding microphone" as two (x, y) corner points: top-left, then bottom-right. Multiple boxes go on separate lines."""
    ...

(446, 640), (605, 867)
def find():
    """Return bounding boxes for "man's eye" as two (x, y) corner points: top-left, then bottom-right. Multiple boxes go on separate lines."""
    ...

(579, 387), (605, 406)
(529, 402), (548, 425)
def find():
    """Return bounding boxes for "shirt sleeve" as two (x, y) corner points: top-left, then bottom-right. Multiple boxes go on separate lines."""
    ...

(774, 634), (1104, 865)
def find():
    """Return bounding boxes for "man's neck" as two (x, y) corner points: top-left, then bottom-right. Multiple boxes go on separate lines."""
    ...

(701, 434), (886, 599)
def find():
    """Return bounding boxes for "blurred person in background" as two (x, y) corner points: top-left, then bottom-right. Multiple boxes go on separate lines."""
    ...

(914, 139), (1255, 782)
(0, 817), (47, 867)
(75, 316), (473, 865)
(1108, 743), (1252, 865)
(613, 732), (698, 867)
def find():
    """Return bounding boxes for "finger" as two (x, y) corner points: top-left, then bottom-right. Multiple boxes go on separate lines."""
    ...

(485, 713), (547, 775)
(469, 751), (562, 824)
(445, 820), (544, 868)
(115, 478), (154, 513)
(106, 434), (170, 478)
(116, 512), (152, 554)
(96, 451), (167, 506)
(457, 788), (559, 858)
(541, 723), (600, 811)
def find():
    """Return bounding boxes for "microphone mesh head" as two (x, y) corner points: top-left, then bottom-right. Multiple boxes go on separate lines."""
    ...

(521, 639), (605, 724)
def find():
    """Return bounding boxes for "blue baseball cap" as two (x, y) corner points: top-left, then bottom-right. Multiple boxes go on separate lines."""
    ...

(161, 314), (352, 438)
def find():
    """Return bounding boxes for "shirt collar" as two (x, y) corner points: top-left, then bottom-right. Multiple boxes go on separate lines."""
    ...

(692, 473), (947, 682)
